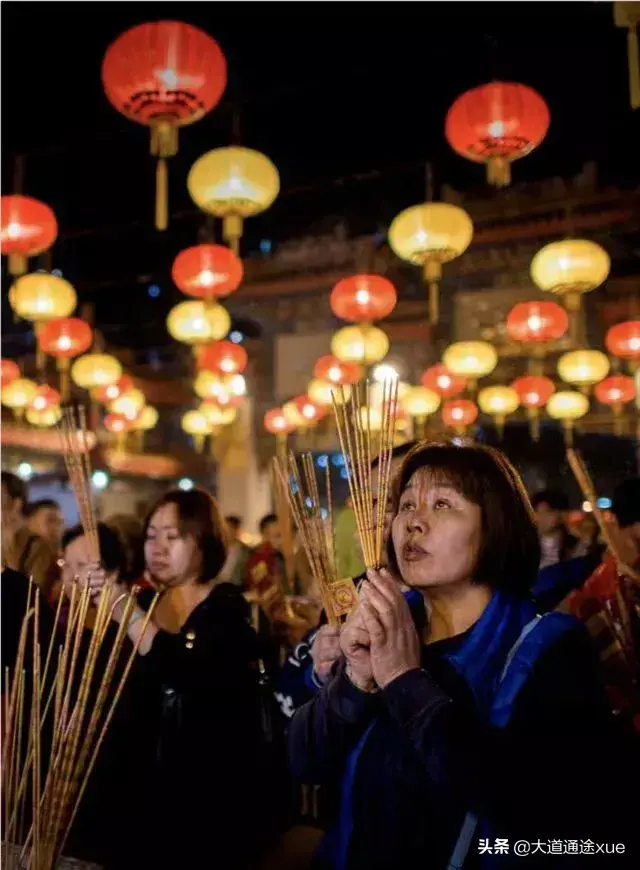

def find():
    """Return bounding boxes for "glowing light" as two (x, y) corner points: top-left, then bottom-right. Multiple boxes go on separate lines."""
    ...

(7, 222), (21, 239)
(178, 477), (195, 492)
(17, 461), (33, 480)
(527, 314), (544, 333)
(57, 335), (72, 351)
(437, 375), (452, 389)
(355, 288), (371, 305)
(373, 364), (399, 383)
(597, 497), (612, 510)
(487, 120), (505, 137)
(158, 67), (179, 89)
(582, 501), (592, 513)
(92, 470), (109, 490)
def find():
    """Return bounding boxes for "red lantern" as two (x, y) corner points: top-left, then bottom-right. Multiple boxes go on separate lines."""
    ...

(1, 358), (20, 385)
(506, 301), (568, 344)
(421, 364), (466, 398)
(1, 195), (58, 276)
(314, 355), (363, 385)
(172, 245), (243, 301)
(293, 394), (327, 425)
(442, 399), (478, 433)
(196, 340), (247, 375)
(595, 375), (636, 435)
(30, 385), (61, 412)
(38, 317), (93, 400)
(330, 274), (397, 323)
(605, 321), (640, 361)
(264, 408), (296, 436)
(512, 375), (556, 441)
(445, 82), (550, 187)
(102, 22), (227, 231)
(94, 375), (134, 406)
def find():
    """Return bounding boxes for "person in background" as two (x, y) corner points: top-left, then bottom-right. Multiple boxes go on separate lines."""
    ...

(532, 488), (583, 569)
(25, 498), (64, 550)
(1, 472), (60, 600)
(104, 513), (146, 585)
(218, 514), (251, 587)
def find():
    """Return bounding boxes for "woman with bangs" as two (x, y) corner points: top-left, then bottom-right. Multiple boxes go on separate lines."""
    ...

(289, 442), (633, 870)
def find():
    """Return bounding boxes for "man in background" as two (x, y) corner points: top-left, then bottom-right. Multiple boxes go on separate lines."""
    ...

(25, 499), (64, 550)
(532, 488), (583, 569)
(219, 515), (251, 586)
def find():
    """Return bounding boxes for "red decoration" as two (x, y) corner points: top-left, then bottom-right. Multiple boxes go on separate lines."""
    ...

(172, 245), (243, 300)
(104, 413), (133, 434)
(506, 301), (568, 344)
(102, 21), (227, 231)
(512, 376), (555, 409)
(1, 359), (20, 385)
(1, 195), (58, 276)
(442, 399), (478, 430)
(94, 376), (134, 405)
(38, 317), (93, 360)
(314, 355), (363, 385)
(421, 364), (466, 398)
(30, 385), (61, 411)
(196, 340), (247, 375)
(605, 321), (640, 360)
(594, 375), (636, 406)
(330, 274), (397, 323)
(264, 408), (295, 436)
(445, 82), (550, 187)
(292, 394), (327, 424)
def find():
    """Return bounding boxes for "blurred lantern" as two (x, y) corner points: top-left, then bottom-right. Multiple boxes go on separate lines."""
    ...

(442, 341), (498, 390)
(94, 375), (134, 405)
(182, 409), (214, 452)
(557, 349), (610, 393)
(172, 244), (242, 304)
(193, 370), (245, 405)
(196, 340), (247, 375)
(388, 202), (473, 324)
(512, 375), (555, 441)
(31, 385), (61, 412)
(478, 385), (519, 439)
(167, 300), (230, 347)
(1, 195), (58, 276)
(1, 377), (38, 419)
(71, 354), (122, 390)
(546, 391), (589, 446)
(331, 325), (389, 366)
(530, 240), (610, 342)
(605, 320), (640, 370)
(506, 300), (568, 372)
(104, 412), (133, 452)
(26, 404), (62, 428)
(9, 273), (76, 322)
(187, 146), (279, 254)
(1, 359), (20, 386)
(313, 355), (363, 385)
(594, 375), (636, 435)
(109, 388), (146, 421)
(282, 401), (306, 429)
(401, 386), (441, 438)
(199, 401), (237, 429)
(614, 2), (640, 109)
(308, 378), (352, 407)
(441, 399), (478, 436)
(330, 275), (397, 323)
(370, 379), (409, 408)
(421, 363), (466, 398)
(37, 317), (93, 398)
(102, 21), (227, 230)
(292, 394), (327, 426)
(264, 407), (296, 454)
(131, 403), (159, 450)
(445, 82), (550, 187)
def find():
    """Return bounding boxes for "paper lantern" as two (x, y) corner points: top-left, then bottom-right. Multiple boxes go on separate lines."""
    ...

(595, 375), (636, 434)
(546, 390), (589, 446)
(308, 378), (352, 407)
(109, 388), (146, 420)
(442, 341), (498, 387)
(131, 405), (159, 431)
(196, 340), (247, 375)
(442, 399), (478, 435)
(330, 275), (397, 323)
(194, 370), (245, 404)
(187, 146), (279, 253)
(37, 317), (94, 398)
(72, 354), (122, 390)
(606, 320), (640, 365)
(167, 300), (230, 346)
(182, 409), (214, 452)
(282, 401), (306, 429)
(402, 386), (440, 436)
(105, 413), (133, 434)
(292, 394), (327, 426)
(478, 385), (519, 438)
(557, 349), (610, 391)
(172, 245), (243, 301)
(445, 82), (550, 186)
(331, 325), (389, 365)
(102, 21), (227, 230)
(512, 375), (556, 441)
(313, 355), (363, 385)
(1, 195), (58, 276)
(1, 377), (38, 417)
(26, 404), (62, 428)
(94, 375), (134, 405)
(506, 301), (568, 344)
(199, 401), (237, 428)
(9, 274), (76, 323)
(421, 364), (466, 398)
(1, 359), (20, 386)
(388, 202), (473, 324)
(30, 385), (61, 412)
(264, 408), (296, 437)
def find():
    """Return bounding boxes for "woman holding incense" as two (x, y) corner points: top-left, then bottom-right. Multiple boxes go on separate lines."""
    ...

(289, 442), (635, 870)
(89, 488), (284, 870)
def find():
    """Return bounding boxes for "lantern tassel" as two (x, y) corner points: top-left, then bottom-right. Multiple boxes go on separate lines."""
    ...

(8, 253), (27, 277)
(487, 156), (511, 187)
(527, 407), (541, 443)
(155, 159), (169, 232)
(562, 421), (574, 448)
(427, 282), (439, 326)
(223, 215), (242, 255)
(58, 359), (70, 401)
(628, 23), (640, 109)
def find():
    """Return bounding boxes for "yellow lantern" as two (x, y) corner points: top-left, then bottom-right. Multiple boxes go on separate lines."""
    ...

(478, 386), (519, 438)
(282, 401), (306, 429)
(402, 386), (441, 438)
(1, 377), (38, 418)
(359, 406), (383, 432)
(71, 353), (122, 390)
(182, 409), (214, 453)
(199, 402), (237, 428)
(331, 325), (389, 366)
(167, 300), (230, 347)
(187, 146), (280, 254)
(442, 341), (498, 390)
(308, 378), (352, 407)
(26, 404), (62, 427)
(388, 202), (473, 324)
(109, 388), (146, 420)
(9, 273), (76, 322)
(557, 349), (610, 392)
(131, 405), (159, 431)
(546, 390), (589, 446)
(194, 370), (245, 402)
(530, 240), (610, 341)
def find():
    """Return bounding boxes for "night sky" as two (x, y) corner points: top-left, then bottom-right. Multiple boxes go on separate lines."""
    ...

(2, 1), (639, 356)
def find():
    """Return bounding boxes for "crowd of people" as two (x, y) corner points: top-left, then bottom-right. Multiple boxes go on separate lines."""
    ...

(1, 442), (640, 869)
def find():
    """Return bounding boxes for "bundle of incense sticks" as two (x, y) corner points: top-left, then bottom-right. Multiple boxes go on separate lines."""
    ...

(2, 406), (159, 870)
(331, 378), (399, 569)
(271, 461), (296, 597)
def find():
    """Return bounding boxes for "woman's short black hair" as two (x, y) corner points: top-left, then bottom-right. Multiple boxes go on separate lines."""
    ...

(389, 440), (540, 597)
(143, 489), (228, 584)
(62, 522), (127, 577)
